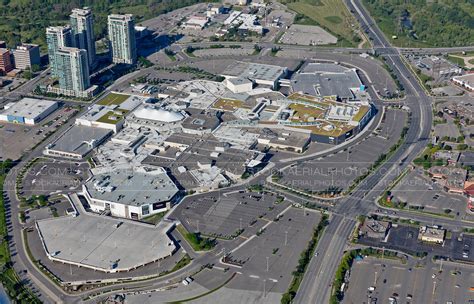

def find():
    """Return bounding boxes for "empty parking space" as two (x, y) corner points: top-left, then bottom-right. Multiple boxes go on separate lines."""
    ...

(177, 190), (282, 239)
(343, 257), (474, 304)
(227, 208), (322, 294)
(391, 169), (472, 220)
(21, 159), (89, 197)
(278, 109), (407, 194)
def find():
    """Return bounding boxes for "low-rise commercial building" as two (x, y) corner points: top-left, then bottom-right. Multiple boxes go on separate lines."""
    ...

(82, 166), (179, 220)
(76, 93), (144, 133)
(44, 125), (112, 159)
(255, 127), (311, 153)
(225, 77), (253, 93)
(221, 61), (287, 89)
(183, 16), (209, 30)
(181, 109), (222, 135)
(360, 219), (391, 239)
(0, 98), (58, 125)
(418, 226), (445, 244)
(452, 74), (474, 91)
(291, 63), (365, 102)
(428, 166), (466, 194)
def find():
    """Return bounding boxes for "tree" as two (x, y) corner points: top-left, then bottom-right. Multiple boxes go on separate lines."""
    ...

(31, 64), (40, 72)
(22, 70), (33, 80)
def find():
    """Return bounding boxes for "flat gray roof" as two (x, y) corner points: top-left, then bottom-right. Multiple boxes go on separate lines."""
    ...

(85, 167), (178, 207)
(255, 127), (310, 149)
(36, 213), (175, 272)
(228, 77), (252, 85)
(46, 125), (112, 157)
(300, 63), (349, 73)
(181, 108), (221, 131)
(291, 63), (362, 100)
(1, 98), (58, 119)
(221, 61), (287, 82)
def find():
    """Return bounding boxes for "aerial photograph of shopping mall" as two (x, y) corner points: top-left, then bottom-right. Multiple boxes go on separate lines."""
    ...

(0, 0), (473, 303)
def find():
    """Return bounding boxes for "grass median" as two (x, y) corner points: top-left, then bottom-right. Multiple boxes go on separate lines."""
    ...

(176, 225), (216, 252)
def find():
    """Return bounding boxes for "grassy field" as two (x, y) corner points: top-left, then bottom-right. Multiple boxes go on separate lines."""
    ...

(281, 0), (360, 46)
(97, 93), (130, 106)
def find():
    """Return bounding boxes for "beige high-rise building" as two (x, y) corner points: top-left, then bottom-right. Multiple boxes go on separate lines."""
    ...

(13, 44), (41, 70)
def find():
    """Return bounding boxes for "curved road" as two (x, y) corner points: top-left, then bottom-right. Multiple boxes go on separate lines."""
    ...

(293, 0), (433, 303)
(1, 2), (471, 303)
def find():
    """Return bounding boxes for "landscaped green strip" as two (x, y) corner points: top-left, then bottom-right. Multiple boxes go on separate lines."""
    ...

(176, 225), (216, 252)
(0, 160), (42, 303)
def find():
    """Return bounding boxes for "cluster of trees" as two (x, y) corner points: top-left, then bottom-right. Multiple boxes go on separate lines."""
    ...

(0, 0), (211, 49)
(364, 0), (474, 47)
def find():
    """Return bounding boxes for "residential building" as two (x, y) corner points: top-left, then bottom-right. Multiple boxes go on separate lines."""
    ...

(108, 14), (137, 64)
(46, 26), (73, 77)
(70, 7), (96, 69)
(54, 47), (90, 96)
(12, 44), (41, 70)
(0, 48), (14, 74)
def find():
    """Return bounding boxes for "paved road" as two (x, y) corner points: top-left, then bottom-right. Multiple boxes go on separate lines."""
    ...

(294, 0), (434, 303)
(2, 3), (472, 303)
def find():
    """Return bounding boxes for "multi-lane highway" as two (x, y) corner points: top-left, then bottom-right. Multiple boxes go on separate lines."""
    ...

(294, 0), (434, 303)
(2, 1), (472, 302)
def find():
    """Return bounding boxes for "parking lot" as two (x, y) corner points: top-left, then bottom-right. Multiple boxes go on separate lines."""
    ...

(279, 24), (337, 46)
(359, 223), (474, 263)
(434, 121), (462, 139)
(0, 105), (78, 161)
(193, 48), (255, 58)
(21, 159), (89, 197)
(176, 190), (283, 239)
(278, 109), (407, 195)
(391, 169), (473, 221)
(343, 256), (474, 304)
(224, 208), (322, 297)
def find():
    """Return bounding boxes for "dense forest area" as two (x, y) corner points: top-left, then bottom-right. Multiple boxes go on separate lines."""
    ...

(0, 0), (208, 50)
(363, 0), (474, 47)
